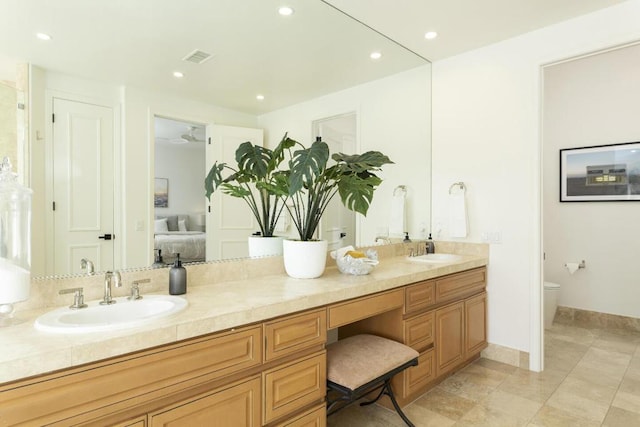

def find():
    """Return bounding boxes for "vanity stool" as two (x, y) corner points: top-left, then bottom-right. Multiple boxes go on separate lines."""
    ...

(326, 334), (419, 427)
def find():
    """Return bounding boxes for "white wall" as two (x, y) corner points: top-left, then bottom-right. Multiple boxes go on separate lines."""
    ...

(154, 144), (206, 221)
(258, 65), (432, 245)
(121, 86), (258, 269)
(543, 43), (640, 318)
(28, 71), (258, 273)
(431, 0), (640, 363)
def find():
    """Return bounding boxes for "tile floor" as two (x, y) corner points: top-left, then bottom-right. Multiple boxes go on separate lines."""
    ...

(327, 322), (640, 426)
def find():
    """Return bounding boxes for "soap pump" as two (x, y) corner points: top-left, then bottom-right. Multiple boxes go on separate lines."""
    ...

(426, 233), (435, 254)
(169, 253), (187, 295)
(152, 249), (164, 268)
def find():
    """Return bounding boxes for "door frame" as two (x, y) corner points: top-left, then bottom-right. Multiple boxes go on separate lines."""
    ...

(311, 111), (360, 247)
(44, 90), (122, 275)
(147, 109), (212, 265)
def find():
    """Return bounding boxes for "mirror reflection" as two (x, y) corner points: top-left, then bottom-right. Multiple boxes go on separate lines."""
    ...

(0, 0), (432, 278)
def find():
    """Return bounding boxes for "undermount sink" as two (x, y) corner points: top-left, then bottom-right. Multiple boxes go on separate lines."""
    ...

(407, 253), (463, 263)
(34, 295), (188, 334)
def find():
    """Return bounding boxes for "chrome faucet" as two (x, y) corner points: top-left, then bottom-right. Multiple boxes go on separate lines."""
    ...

(374, 236), (391, 245)
(80, 258), (95, 276)
(100, 270), (122, 305)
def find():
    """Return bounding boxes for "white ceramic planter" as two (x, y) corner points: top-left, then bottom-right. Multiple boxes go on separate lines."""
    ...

(248, 236), (284, 258)
(282, 239), (329, 279)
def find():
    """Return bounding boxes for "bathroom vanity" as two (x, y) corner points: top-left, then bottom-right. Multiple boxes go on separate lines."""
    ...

(0, 244), (488, 426)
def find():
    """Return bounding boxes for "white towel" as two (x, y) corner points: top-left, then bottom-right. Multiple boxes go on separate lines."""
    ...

(448, 192), (468, 238)
(389, 193), (406, 237)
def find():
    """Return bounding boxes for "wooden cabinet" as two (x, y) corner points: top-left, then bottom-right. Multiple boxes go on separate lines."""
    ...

(110, 417), (147, 427)
(263, 351), (326, 424)
(435, 301), (465, 376)
(149, 376), (261, 427)
(435, 267), (486, 304)
(465, 292), (488, 357)
(328, 289), (403, 328)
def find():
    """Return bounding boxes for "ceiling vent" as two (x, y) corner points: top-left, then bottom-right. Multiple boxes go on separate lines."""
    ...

(182, 49), (213, 64)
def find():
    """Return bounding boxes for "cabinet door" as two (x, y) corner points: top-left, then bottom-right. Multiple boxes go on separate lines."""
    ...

(465, 292), (488, 357)
(435, 302), (464, 377)
(109, 417), (146, 427)
(149, 376), (260, 427)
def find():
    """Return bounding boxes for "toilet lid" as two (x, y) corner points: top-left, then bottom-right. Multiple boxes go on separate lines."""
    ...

(544, 281), (560, 290)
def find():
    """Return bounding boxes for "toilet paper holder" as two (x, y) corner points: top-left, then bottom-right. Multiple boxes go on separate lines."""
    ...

(564, 260), (586, 269)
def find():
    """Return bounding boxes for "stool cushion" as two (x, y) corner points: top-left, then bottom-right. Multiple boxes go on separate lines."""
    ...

(327, 334), (419, 391)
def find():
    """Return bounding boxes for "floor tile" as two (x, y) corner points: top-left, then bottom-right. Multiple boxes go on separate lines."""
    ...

(455, 403), (528, 427)
(611, 390), (640, 414)
(529, 404), (601, 427)
(602, 406), (640, 426)
(498, 367), (565, 403)
(481, 389), (542, 422)
(411, 388), (475, 420)
(546, 377), (614, 423)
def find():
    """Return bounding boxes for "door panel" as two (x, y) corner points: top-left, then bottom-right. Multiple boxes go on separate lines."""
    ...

(52, 98), (114, 275)
(206, 125), (263, 260)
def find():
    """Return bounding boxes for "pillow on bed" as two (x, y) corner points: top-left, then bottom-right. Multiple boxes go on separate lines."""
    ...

(165, 215), (179, 231)
(178, 219), (187, 232)
(154, 218), (168, 233)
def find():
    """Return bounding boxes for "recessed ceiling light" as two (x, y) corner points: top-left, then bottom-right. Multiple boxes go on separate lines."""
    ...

(278, 6), (294, 16)
(173, 71), (184, 78)
(370, 51), (382, 60)
(36, 32), (51, 41)
(256, 94), (265, 101)
(424, 31), (438, 40)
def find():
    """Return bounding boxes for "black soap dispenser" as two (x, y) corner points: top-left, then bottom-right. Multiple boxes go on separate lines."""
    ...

(169, 253), (187, 295)
(152, 249), (165, 268)
(426, 233), (435, 254)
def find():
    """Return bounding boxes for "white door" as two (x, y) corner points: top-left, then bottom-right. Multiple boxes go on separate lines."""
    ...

(51, 98), (114, 275)
(314, 113), (357, 251)
(206, 125), (264, 260)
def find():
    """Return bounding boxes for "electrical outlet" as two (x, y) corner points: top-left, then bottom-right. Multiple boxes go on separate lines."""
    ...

(135, 220), (144, 231)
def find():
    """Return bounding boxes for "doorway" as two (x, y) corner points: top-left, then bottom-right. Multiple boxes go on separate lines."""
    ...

(312, 113), (357, 251)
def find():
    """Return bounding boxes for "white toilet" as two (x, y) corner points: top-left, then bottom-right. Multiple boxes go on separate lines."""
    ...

(543, 281), (560, 329)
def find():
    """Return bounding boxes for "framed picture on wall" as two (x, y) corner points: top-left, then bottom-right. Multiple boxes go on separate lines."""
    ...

(154, 178), (169, 207)
(560, 141), (640, 202)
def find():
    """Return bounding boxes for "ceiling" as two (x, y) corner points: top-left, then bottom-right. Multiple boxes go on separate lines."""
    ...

(0, 0), (627, 114)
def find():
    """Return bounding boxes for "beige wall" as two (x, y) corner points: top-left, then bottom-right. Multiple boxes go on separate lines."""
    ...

(0, 82), (17, 168)
(543, 43), (640, 318)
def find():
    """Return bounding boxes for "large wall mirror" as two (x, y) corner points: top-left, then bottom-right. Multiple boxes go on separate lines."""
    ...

(0, 0), (432, 278)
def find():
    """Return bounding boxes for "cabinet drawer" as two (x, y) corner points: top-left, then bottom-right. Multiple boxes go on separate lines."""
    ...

(404, 280), (435, 314)
(264, 309), (327, 362)
(274, 403), (326, 427)
(328, 289), (403, 329)
(263, 351), (326, 424)
(1, 326), (262, 426)
(404, 311), (434, 352)
(435, 268), (486, 303)
(403, 349), (435, 398)
(149, 376), (260, 427)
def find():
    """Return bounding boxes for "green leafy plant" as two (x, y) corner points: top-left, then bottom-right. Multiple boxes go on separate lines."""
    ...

(204, 134), (296, 237)
(285, 136), (393, 241)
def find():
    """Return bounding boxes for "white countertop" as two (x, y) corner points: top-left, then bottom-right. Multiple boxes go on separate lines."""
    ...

(0, 254), (487, 384)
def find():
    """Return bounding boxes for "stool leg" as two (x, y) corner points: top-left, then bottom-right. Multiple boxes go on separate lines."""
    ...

(383, 379), (415, 427)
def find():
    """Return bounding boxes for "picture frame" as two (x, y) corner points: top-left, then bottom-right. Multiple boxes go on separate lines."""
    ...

(154, 178), (169, 207)
(560, 141), (640, 202)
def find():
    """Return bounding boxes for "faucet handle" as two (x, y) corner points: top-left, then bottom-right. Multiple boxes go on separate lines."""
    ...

(59, 287), (88, 309)
(128, 278), (150, 300)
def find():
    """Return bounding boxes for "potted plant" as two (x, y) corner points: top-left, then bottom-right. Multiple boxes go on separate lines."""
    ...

(204, 134), (296, 257)
(281, 135), (393, 278)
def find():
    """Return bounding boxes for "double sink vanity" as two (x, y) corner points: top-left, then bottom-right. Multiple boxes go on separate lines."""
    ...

(0, 242), (488, 426)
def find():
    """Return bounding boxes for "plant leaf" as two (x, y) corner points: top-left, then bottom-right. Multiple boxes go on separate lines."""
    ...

(236, 141), (271, 180)
(204, 162), (226, 200)
(332, 151), (394, 172)
(337, 173), (383, 216)
(288, 140), (329, 195)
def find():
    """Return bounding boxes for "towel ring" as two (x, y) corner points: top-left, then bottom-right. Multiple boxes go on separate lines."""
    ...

(394, 185), (407, 196)
(449, 182), (466, 194)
